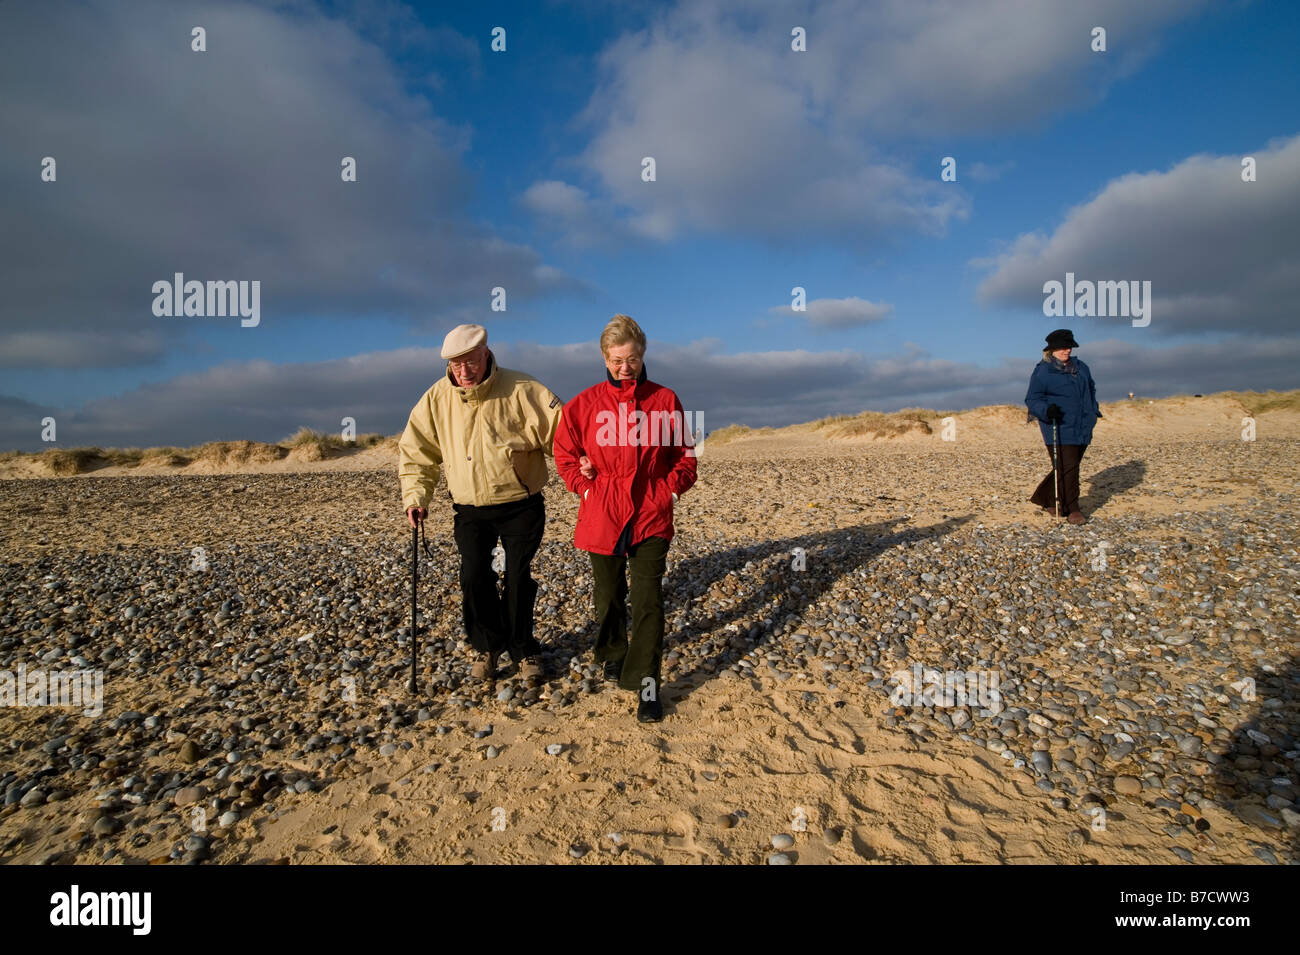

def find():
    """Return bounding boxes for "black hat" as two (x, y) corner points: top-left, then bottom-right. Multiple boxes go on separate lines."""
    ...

(1045, 328), (1080, 349)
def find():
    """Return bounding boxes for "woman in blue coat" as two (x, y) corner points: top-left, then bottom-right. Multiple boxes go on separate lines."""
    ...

(1024, 329), (1100, 524)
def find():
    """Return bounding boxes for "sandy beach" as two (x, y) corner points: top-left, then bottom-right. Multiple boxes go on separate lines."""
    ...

(1, 393), (1298, 865)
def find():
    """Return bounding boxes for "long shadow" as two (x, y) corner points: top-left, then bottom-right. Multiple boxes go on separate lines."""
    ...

(660, 515), (973, 705)
(1079, 459), (1147, 513)
(1211, 653), (1299, 863)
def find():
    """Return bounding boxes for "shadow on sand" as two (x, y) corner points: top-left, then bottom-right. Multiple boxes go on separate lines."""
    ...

(1211, 653), (1298, 863)
(658, 515), (973, 709)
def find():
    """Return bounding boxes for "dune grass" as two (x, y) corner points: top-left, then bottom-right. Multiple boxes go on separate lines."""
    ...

(811, 408), (949, 439)
(1216, 390), (1300, 415)
(703, 424), (775, 446)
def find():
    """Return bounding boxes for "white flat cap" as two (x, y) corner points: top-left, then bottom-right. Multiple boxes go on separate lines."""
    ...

(441, 323), (487, 359)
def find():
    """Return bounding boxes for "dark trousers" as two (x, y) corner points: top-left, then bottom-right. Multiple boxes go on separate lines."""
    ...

(452, 493), (545, 661)
(589, 536), (669, 694)
(1031, 443), (1088, 515)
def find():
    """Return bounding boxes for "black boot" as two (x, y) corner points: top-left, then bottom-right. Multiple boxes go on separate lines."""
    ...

(637, 697), (663, 723)
(603, 658), (624, 683)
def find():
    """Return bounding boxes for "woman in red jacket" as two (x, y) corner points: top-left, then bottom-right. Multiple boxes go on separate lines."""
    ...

(553, 315), (698, 722)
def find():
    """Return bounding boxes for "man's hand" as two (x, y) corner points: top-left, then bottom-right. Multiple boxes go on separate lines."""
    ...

(406, 506), (427, 528)
(579, 455), (595, 480)
(1046, 404), (1063, 423)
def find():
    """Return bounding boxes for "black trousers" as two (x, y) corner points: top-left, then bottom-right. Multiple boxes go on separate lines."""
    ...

(589, 536), (669, 694)
(452, 493), (545, 660)
(1030, 443), (1088, 515)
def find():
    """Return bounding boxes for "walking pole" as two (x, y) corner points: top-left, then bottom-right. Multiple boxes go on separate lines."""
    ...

(409, 519), (419, 695)
(1051, 419), (1063, 518)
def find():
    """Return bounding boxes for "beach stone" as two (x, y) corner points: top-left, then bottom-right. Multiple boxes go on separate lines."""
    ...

(173, 786), (205, 807)
(485, 746), (499, 759)
(1114, 776), (1142, 796)
(771, 833), (794, 850)
(184, 834), (209, 853)
(219, 811), (240, 827)
(1170, 847), (1194, 863)
(179, 740), (200, 763)
(767, 853), (793, 865)
(546, 744), (563, 756)
(92, 816), (122, 837)
(379, 743), (397, 756)
(1237, 803), (1283, 829)
(20, 789), (47, 808)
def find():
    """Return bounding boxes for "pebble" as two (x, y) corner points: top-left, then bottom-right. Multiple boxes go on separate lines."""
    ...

(218, 811), (240, 827)
(2, 461), (1297, 865)
(1253, 846), (1278, 864)
(1236, 803), (1283, 829)
(767, 853), (793, 865)
(485, 746), (499, 759)
(1114, 776), (1142, 797)
(173, 786), (205, 807)
(771, 833), (795, 850)
(546, 744), (563, 756)
(1170, 846), (1194, 863)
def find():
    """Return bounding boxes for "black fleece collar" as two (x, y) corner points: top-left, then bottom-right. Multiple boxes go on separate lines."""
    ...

(605, 363), (648, 389)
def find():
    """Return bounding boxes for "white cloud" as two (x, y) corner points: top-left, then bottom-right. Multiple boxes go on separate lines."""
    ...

(7, 333), (1297, 451)
(0, 0), (577, 368)
(771, 296), (894, 330)
(532, 0), (1203, 243)
(976, 135), (1300, 335)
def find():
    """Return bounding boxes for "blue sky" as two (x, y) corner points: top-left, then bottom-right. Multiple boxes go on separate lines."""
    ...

(1, 0), (1298, 449)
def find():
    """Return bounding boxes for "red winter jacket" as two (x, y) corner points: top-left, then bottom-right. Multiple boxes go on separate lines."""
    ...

(554, 369), (698, 556)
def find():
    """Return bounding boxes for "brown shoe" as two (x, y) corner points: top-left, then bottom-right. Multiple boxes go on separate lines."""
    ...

(519, 657), (544, 682)
(1067, 511), (1086, 525)
(1041, 506), (1057, 517)
(471, 652), (499, 680)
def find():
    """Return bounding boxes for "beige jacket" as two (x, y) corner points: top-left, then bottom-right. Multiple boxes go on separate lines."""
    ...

(399, 354), (562, 509)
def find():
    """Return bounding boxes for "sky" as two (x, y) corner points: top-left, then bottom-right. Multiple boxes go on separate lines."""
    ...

(1, 0), (1298, 450)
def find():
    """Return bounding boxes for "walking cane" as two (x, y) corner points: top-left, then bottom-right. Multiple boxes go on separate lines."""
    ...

(1051, 418), (1063, 518)
(409, 520), (422, 695)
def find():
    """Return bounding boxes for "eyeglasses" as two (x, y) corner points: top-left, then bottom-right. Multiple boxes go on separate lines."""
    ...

(606, 356), (643, 367)
(448, 356), (484, 369)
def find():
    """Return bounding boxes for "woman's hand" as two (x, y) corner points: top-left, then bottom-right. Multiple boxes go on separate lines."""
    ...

(579, 455), (596, 480)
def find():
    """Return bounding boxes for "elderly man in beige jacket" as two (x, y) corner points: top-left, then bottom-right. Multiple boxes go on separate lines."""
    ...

(400, 324), (563, 682)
